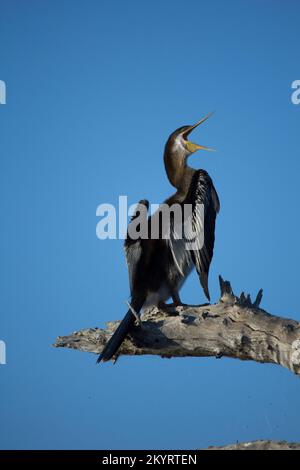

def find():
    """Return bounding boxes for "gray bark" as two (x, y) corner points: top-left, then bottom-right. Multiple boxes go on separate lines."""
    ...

(205, 440), (300, 450)
(54, 276), (300, 376)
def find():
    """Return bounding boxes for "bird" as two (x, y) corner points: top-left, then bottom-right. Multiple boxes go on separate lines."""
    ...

(98, 113), (220, 362)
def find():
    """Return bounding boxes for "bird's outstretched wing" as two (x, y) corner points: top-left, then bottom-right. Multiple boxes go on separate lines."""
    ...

(180, 170), (220, 300)
(169, 170), (220, 300)
(124, 199), (149, 293)
(98, 201), (149, 363)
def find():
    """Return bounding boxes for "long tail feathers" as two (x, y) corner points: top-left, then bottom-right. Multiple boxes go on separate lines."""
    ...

(97, 298), (144, 363)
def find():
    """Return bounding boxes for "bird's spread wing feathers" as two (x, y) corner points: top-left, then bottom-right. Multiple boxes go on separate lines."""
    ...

(124, 200), (149, 293)
(125, 242), (142, 293)
(169, 170), (219, 300)
(187, 170), (219, 300)
(125, 174), (219, 301)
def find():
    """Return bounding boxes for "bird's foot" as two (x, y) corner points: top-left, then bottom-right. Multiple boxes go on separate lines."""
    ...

(171, 293), (187, 309)
(158, 301), (172, 310)
(173, 301), (188, 307)
(158, 301), (184, 315)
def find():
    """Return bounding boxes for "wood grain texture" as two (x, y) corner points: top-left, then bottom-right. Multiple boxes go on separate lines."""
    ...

(54, 276), (300, 375)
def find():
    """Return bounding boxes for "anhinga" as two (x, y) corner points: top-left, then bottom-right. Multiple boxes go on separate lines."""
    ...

(98, 113), (220, 362)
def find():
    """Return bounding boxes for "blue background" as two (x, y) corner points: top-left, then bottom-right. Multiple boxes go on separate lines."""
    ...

(0, 0), (299, 450)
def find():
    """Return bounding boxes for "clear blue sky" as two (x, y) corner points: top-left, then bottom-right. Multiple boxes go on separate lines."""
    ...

(0, 0), (299, 450)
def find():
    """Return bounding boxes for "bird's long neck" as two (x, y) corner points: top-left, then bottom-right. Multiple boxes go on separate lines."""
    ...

(164, 149), (195, 198)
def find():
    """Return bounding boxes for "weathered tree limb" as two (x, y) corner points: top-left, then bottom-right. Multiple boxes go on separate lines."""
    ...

(205, 440), (300, 450)
(54, 276), (300, 376)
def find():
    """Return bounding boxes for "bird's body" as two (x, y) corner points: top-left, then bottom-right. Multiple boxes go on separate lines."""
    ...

(98, 114), (219, 362)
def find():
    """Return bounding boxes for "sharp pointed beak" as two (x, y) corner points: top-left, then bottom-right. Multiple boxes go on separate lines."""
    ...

(183, 112), (215, 152)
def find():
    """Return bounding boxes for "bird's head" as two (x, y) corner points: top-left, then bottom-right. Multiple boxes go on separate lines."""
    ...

(164, 112), (214, 160)
(163, 113), (214, 189)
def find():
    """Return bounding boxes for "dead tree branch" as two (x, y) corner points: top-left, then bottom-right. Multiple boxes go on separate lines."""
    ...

(205, 440), (300, 450)
(54, 276), (300, 376)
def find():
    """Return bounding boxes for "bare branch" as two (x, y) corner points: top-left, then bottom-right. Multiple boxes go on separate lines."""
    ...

(54, 277), (300, 376)
(205, 440), (300, 450)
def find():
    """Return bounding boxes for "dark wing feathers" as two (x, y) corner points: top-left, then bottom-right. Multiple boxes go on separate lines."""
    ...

(184, 170), (219, 300)
(124, 173), (219, 302)
(124, 200), (149, 294)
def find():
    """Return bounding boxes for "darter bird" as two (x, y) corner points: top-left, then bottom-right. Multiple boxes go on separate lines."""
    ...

(98, 113), (220, 362)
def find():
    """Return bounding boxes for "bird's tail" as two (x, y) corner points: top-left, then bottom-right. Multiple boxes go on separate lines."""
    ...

(97, 297), (144, 363)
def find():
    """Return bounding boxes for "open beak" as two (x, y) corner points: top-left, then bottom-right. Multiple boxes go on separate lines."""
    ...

(182, 112), (215, 153)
